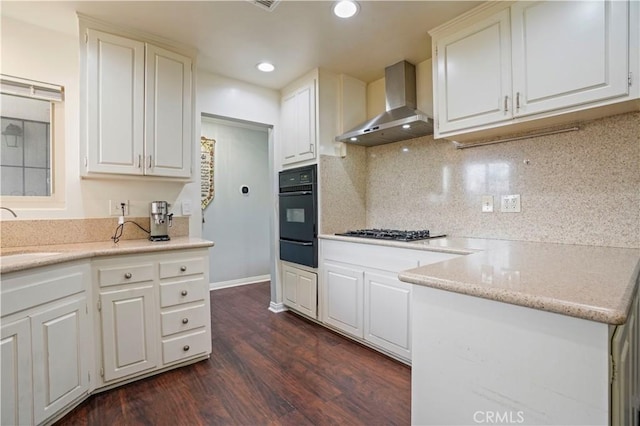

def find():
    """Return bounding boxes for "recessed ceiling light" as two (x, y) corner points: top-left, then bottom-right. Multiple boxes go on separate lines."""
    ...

(402, 124), (411, 129)
(257, 62), (275, 72)
(350, 137), (358, 142)
(333, 0), (359, 18)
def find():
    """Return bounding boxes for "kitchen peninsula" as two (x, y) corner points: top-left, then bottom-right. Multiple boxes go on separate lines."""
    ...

(396, 237), (640, 425)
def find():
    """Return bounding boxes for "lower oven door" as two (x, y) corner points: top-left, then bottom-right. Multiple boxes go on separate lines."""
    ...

(278, 191), (316, 242)
(280, 239), (317, 268)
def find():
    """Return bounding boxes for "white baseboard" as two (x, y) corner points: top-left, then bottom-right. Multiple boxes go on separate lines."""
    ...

(269, 301), (288, 313)
(209, 274), (270, 291)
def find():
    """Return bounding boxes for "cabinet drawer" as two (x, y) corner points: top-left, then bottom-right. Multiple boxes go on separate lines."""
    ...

(160, 303), (208, 336)
(159, 258), (205, 279)
(162, 329), (208, 364)
(159, 278), (206, 308)
(98, 263), (154, 287)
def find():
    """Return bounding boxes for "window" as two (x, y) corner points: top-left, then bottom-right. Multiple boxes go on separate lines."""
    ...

(0, 75), (64, 206)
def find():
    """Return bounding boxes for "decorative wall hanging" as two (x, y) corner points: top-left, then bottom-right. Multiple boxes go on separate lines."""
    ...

(200, 136), (215, 209)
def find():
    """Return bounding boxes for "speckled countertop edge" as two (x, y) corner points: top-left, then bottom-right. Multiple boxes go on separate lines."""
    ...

(321, 234), (640, 325)
(320, 234), (481, 255)
(0, 237), (214, 274)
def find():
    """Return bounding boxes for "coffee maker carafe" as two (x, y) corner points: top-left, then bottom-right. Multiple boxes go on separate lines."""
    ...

(149, 201), (173, 241)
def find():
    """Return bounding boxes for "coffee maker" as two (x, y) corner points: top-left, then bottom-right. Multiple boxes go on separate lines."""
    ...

(149, 201), (173, 241)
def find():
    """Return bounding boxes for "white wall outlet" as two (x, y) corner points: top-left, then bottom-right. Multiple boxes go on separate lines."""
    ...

(500, 194), (521, 213)
(481, 195), (494, 212)
(109, 200), (130, 216)
(181, 200), (192, 216)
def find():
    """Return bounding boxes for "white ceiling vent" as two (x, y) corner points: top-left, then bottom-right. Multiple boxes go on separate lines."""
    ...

(249, 0), (281, 12)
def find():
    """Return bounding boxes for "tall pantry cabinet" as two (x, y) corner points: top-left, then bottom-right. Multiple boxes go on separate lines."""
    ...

(80, 17), (194, 178)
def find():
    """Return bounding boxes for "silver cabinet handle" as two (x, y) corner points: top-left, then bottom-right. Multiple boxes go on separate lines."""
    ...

(180, 265), (187, 272)
(181, 290), (188, 296)
(136, 154), (142, 169)
(124, 272), (132, 279)
(182, 318), (189, 324)
(183, 345), (190, 352)
(516, 92), (520, 112)
(147, 155), (152, 169)
(504, 95), (509, 112)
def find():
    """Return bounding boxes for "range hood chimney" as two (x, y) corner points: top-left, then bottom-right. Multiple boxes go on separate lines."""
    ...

(336, 60), (433, 147)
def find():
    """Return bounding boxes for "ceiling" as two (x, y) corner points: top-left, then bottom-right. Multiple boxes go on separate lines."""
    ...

(1, 1), (481, 91)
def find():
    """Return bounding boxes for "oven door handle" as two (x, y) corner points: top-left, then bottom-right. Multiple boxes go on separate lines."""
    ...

(280, 240), (314, 246)
(278, 191), (312, 196)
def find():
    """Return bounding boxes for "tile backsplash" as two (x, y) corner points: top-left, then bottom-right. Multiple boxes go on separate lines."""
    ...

(321, 112), (639, 248)
(0, 216), (189, 248)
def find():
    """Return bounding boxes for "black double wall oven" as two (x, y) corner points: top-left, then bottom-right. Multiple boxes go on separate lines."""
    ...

(278, 165), (317, 268)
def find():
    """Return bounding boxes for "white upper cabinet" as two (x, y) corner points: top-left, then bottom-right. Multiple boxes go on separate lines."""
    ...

(145, 44), (192, 177)
(431, 0), (638, 140)
(281, 80), (316, 166)
(435, 9), (512, 134)
(86, 30), (145, 175)
(83, 25), (193, 178)
(279, 69), (365, 168)
(511, 0), (630, 116)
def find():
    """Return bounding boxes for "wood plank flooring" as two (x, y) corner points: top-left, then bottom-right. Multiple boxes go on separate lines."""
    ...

(55, 282), (411, 425)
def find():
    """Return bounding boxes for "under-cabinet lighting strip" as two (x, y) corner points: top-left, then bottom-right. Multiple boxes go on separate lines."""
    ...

(452, 126), (580, 149)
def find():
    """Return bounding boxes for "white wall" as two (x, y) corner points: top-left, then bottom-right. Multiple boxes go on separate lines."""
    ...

(201, 119), (271, 286)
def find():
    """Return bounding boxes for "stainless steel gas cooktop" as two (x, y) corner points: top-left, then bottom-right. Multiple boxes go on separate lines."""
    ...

(335, 229), (446, 242)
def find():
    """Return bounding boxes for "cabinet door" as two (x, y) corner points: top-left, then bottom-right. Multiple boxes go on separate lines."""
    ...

(282, 264), (317, 318)
(281, 81), (316, 165)
(31, 296), (89, 425)
(145, 44), (192, 178)
(323, 262), (363, 338)
(612, 291), (639, 426)
(1, 318), (32, 426)
(364, 272), (412, 361)
(87, 29), (145, 175)
(435, 9), (512, 135)
(100, 285), (158, 382)
(511, 1), (629, 117)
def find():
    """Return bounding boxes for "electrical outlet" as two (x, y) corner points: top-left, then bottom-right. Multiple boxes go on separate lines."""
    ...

(500, 194), (521, 213)
(109, 200), (130, 216)
(481, 195), (494, 212)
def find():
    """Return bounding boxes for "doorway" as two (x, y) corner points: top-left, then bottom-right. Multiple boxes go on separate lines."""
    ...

(201, 114), (272, 288)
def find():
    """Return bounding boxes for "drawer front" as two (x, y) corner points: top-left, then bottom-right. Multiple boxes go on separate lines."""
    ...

(159, 258), (205, 279)
(160, 303), (208, 336)
(98, 263), (154, 287)
(162, 329), (209, 364)
(159, 278), (206, 308)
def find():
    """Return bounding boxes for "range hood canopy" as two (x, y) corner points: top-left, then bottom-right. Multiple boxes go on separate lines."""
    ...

(336, 60), (433, 147)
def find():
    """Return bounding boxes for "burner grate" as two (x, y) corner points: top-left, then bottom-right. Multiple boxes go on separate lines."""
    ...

(335, 228), (444, 242)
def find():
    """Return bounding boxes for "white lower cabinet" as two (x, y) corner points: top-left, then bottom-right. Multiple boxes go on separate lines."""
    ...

(1, 318), (32, 426)
(0, 262), (91, 426)
(282, 263), (318, 318)
(99, 285), (158, 382)
(364, 272), (412, 360)
(324, 262), (364, 338)
(320, 239), (462, 362)
(94, 248), (211, 387)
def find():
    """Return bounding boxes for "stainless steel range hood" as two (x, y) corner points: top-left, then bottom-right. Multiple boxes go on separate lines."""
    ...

(336, 60), (433, 147)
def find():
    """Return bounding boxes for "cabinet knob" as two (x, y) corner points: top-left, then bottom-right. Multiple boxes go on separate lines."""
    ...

(183, 345), (190, 352)
(182, 318), (189, 324)
(124, 272), (132, 279)
(181, 290), (188, 296)
(180, 265), (187, 272)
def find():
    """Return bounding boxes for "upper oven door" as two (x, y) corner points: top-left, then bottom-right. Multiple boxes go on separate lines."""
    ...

(279, 191), (316, 242)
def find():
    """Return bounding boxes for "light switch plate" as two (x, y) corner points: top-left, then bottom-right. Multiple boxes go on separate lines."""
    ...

(482, 195), (494, 212)
(181, 200), (192, 216)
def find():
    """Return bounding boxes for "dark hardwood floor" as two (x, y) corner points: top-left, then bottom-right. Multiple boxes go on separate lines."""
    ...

(56, 282), (411, 425)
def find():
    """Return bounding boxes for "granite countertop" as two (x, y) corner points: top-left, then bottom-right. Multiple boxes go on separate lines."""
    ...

(320, 234), (640, 325)
(0, 237), (214, 274)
